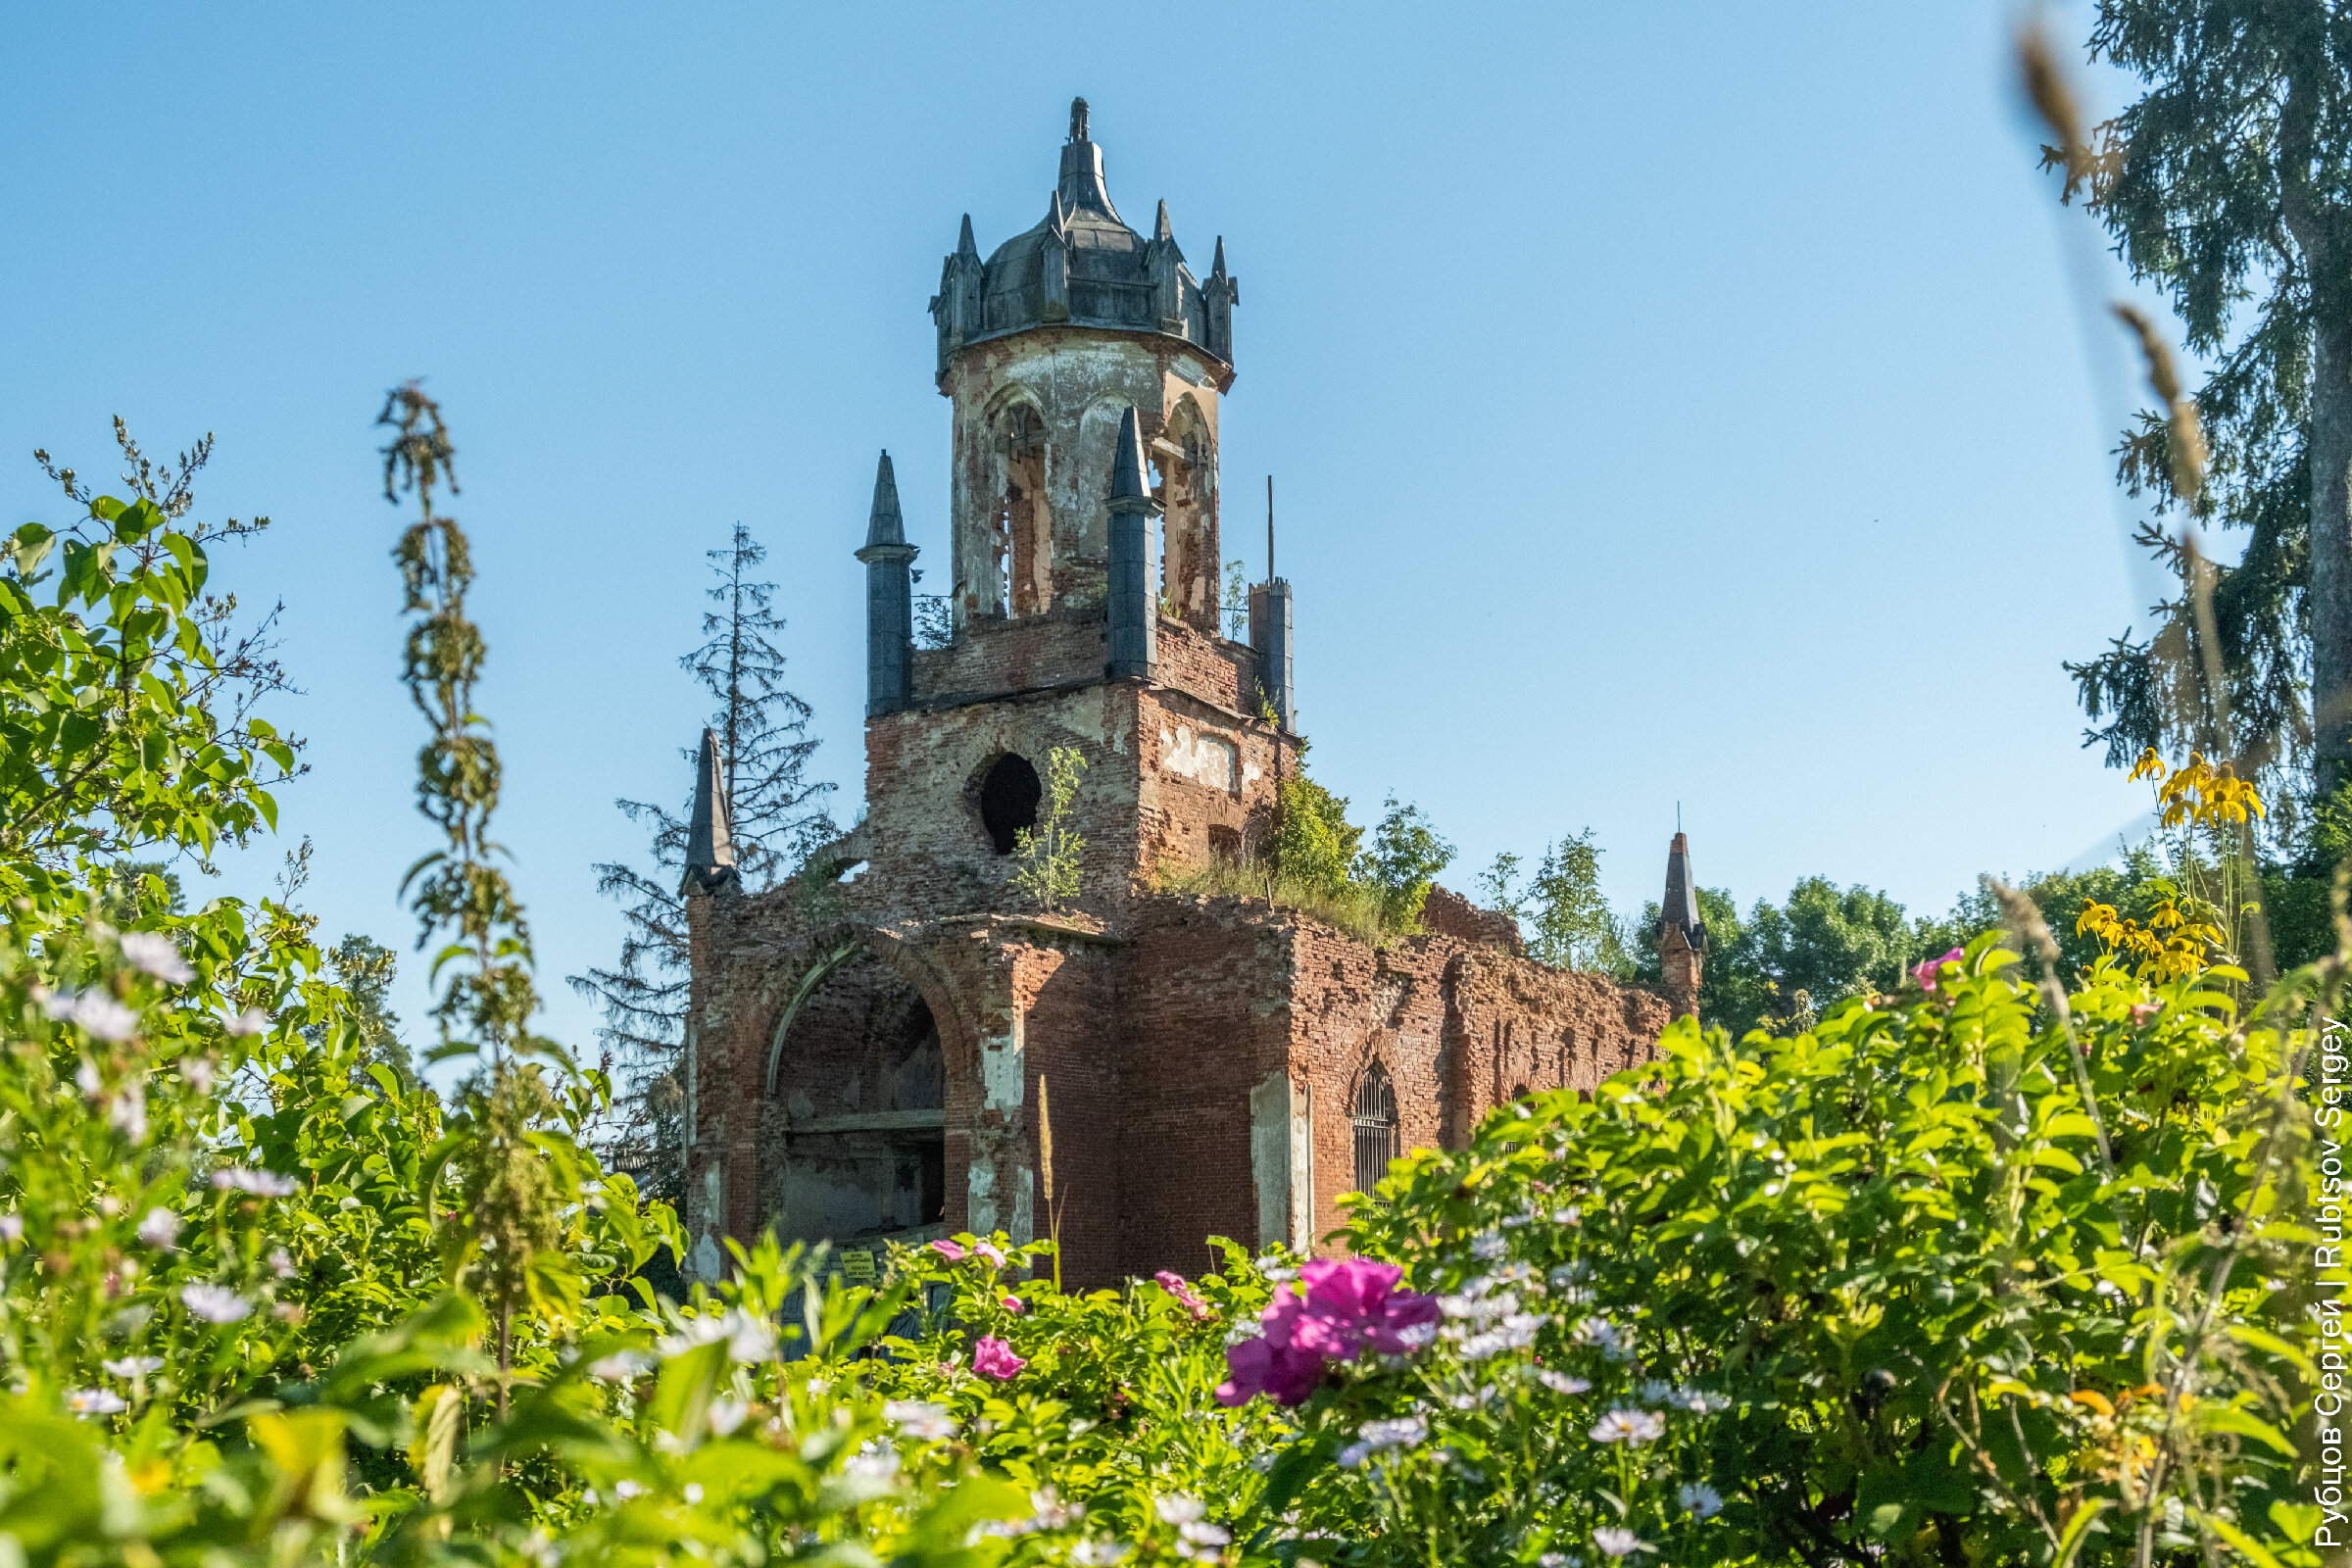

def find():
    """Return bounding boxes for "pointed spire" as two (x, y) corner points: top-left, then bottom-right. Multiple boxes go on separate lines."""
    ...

(1047, 189), (1068, 237)
(684, 727), (738, 896)
(864, 450), (905, 550)
(1657, 831), (1705, 952)
(1209, 235), (1227, 277)
(1153, 199), (1174, 243)
(956, 213), (978, 258)
(1054, 97), (1117, 219)
(1107, 407), (1155, 512)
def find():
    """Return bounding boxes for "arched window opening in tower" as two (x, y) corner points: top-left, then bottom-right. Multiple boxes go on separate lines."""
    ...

(999, 405), (1050, 617)
(979, 753), (1042, 855)
(1352, 1063), (1399, 1195)
(1157, 399), (1215, 632)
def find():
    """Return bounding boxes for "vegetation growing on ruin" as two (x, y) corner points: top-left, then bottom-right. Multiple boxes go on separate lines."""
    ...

(1011, 745), (1089, 912)
(0, 11), (2337, 1566)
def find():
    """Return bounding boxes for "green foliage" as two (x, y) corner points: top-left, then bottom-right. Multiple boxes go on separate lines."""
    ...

(1326, 938), (2324, 1568)
(574, 523), (835, 1207)
(1010, 746), (1088, 912)
(1498, 829), (1633, 975)
(873, 1237), (1294, 1559)
(1636, 878), (1920, 1035)
(2055, 3), (2352, 808)
(4, 423), (299, 881)
(309, 932), (415, 1090)
(1156, 855), (1393, 946)
(1167, 768), (1449, 944)
(1749, 874), (1915, 1004)
(1269, 768), (1360, 898)
(1354, 793), (1453, 931)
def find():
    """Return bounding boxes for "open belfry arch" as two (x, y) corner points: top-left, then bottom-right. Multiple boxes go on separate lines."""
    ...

(680, 101), (1693, 1288)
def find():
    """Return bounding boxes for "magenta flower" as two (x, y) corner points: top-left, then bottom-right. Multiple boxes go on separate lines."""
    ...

(1215, 1259), (1439, 1407)
(1155, 1270), (1212, 1320)
(974, 1240), (1006, 1268)
(1912, 947), (1965, 992)
(1001, 1294), (1025, 1314)
(929, 1239), (968, 1263)
(971, 1335), (1025, 1381)
(1218, 1331), (1325, 1406)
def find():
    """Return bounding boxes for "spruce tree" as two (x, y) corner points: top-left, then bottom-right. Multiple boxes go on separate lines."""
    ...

(568, 523), (836, 1198)
(2054, 4), (2352, 817)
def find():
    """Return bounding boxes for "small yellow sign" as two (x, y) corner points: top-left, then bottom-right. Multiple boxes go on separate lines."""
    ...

(842, 1250), (876, 1283)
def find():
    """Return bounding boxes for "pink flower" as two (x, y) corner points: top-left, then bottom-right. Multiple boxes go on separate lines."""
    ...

(1155, 1270), (1212, 1320)
(1913, 948), (1965, 992)
(1215, 1260), (1439, 1407)
(971, 1335), (1025, 1381)
(929, 1239), (968, 1263)
(974, 1240), (1006, 1269)
(2131, 1003), (2161, 1027)
(1001, 1295), (1025, 1314)
(1298, 1258), (1441, 1355)
(1216, 1331), (1324, 1407)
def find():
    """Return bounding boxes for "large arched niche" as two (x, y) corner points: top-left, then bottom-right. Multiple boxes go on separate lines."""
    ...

(763, 943), (950, 1245)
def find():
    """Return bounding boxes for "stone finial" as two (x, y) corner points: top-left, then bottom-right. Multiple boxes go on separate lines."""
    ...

(1204, 237), (1239, 363)
(1070, 97), (1090, 143)
(1108, 407), (1157, 514)
(858, 449), (918, 716)
(1656, 831), (1705, 952)
(956, 213), (978, 259)
(1654, 831), (1704, 1021)
(1153, 199), (1174, 244)
(683, 727), (739, 897)
(863, 450), (906, 550)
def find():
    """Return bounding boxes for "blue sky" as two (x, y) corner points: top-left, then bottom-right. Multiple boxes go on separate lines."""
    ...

(2, 3), (2174, 1059)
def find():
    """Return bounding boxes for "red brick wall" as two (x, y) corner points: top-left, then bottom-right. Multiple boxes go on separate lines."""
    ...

(1151, 619), (1256, 715)
(1114, 898), (1295, 1281)
(1418, 885), (1521, 950)
(911, 612), (1106, 706)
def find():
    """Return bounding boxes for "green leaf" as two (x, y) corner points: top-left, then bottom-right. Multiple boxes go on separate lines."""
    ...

(2051, 1496), (2107, 1568)
(651, 1340), (727, 1445)
(2193, 1506), (2288, 1568)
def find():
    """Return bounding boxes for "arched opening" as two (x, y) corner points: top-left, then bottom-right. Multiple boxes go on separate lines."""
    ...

(1156, 398), (1215, 633)
(1352, 1062), (1399, 1195)
(979, 754), (1041, 855)
(768, 951), (948, 1245)
(997, 405), (1050, 616)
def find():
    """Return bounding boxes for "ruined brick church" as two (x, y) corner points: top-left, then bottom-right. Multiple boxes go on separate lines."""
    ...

(679, 101), (1706, 1288)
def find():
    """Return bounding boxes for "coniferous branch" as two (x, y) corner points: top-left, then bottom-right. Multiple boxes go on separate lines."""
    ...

(568, 521), (835, 1200)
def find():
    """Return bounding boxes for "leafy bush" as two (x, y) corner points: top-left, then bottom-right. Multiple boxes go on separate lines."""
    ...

(1284, 939), (2324, 1568)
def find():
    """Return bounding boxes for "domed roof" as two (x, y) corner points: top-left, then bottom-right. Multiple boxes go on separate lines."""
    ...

(930, 100), (1238, 370)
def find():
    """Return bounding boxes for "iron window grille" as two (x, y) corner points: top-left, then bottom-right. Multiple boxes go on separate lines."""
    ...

(1352, 1064), (1399, 1195)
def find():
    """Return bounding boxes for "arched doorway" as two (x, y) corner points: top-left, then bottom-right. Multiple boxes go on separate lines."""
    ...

(766, 949), (948, 1245)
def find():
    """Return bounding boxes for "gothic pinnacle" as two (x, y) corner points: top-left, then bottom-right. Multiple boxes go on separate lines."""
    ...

(956, 213), (978, 258)
(1107, 407), (1158, 514)
(863, 450), (906, 550)
(683, 726), (738, 897)
(1154, 199), (1174, 243)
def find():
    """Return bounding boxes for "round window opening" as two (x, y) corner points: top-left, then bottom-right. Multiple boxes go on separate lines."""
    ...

(979, 754), (1042, 855)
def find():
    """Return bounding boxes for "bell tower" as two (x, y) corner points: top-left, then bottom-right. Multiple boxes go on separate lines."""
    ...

(929, 99), (1240, 635)
(836, 98), (1286, 916)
